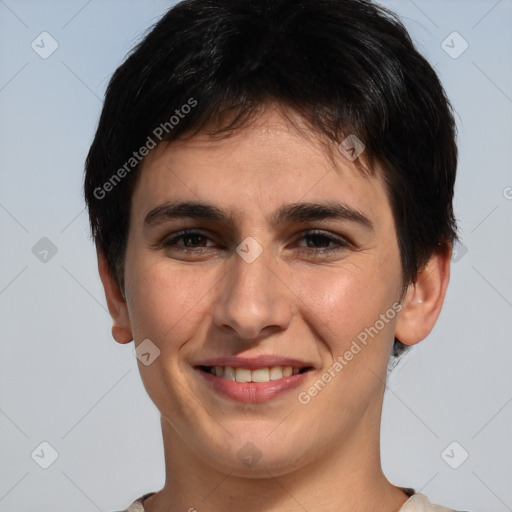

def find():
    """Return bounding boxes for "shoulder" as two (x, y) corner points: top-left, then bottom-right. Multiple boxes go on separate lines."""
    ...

(399, 493), (470, 512)
(111, 492), (155, 512)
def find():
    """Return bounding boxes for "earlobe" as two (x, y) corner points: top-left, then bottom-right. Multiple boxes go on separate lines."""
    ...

(97, 249), (133, 345)
(112, 325), (133, 344)
(395, 245), (452, 346)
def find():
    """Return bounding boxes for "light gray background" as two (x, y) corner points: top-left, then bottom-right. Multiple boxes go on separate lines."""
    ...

(0, 1), (511, 511)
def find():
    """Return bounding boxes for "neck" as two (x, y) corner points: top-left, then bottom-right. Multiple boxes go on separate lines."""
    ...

(144, 398), (410, 512)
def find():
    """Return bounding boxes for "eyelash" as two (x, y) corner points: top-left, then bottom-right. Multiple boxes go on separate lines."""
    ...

(161, 229), (351, 254)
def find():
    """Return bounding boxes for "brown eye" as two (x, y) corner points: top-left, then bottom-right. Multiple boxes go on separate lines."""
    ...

(305, 234), (335, 248)
(163, 230), (215, 250)
(297, 230), (351, 253)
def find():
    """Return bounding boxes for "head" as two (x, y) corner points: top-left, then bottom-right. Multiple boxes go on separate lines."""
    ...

(85, 0), (457, 476)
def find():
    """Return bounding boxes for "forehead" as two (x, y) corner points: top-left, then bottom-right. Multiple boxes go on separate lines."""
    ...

(131, 108), (391, 226)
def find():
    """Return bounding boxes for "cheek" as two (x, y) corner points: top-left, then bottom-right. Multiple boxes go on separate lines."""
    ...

(124, 259), (215, 412)
(294, 256), (401, 356)
(125, 256), (213, 347)
(294, 264), (401, 416)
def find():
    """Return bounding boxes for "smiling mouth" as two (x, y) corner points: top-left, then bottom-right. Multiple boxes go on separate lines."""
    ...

(197, 365), (314, 383)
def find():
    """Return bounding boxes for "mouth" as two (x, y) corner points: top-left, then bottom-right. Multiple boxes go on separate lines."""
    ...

(193, 362), (316, 403)
(196, 365), (314, 383)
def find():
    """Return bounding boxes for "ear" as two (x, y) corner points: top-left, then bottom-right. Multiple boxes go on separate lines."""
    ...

(395, 245), (452, 346)
(97, 249), (133, 344)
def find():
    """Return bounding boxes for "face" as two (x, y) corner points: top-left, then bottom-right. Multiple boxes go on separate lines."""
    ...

(120, 107), (405, 477)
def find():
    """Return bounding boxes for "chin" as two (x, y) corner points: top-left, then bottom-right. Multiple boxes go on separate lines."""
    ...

(193, 424), (319, 478)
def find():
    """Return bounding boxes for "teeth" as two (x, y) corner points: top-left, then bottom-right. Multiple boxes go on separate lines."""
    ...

(251, 368), (270, 382)
(224, 366), (236, 381)
(235, 368), (252, 382)
(269, 366), (283, 380)
(206, 365), (305, 383)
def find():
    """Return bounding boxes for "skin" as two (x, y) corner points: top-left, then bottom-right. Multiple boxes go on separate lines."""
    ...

(99, 105), (451, 512)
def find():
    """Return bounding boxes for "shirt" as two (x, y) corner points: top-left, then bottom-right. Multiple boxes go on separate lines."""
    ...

(116, 491), (466, 511)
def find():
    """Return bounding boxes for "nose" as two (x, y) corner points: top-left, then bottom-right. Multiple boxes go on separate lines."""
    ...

(210, 246), (293, 343)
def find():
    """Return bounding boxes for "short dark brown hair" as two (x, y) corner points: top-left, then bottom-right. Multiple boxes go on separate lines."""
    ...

(84, 0), (458, 358)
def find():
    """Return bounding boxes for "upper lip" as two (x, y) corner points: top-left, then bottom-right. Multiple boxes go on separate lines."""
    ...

(194, 356), (315, 370)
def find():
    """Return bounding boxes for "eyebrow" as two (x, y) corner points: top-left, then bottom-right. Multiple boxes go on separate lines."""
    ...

(143, 200), (374, 231)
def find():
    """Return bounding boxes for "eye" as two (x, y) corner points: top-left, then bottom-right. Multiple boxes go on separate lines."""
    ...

(158, 229), (352, 256)
(162, 230), (217, 250)
(295, 230), (351, 253)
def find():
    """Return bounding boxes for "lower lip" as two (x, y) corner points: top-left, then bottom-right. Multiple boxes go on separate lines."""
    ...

(195, 368), (312, 403)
